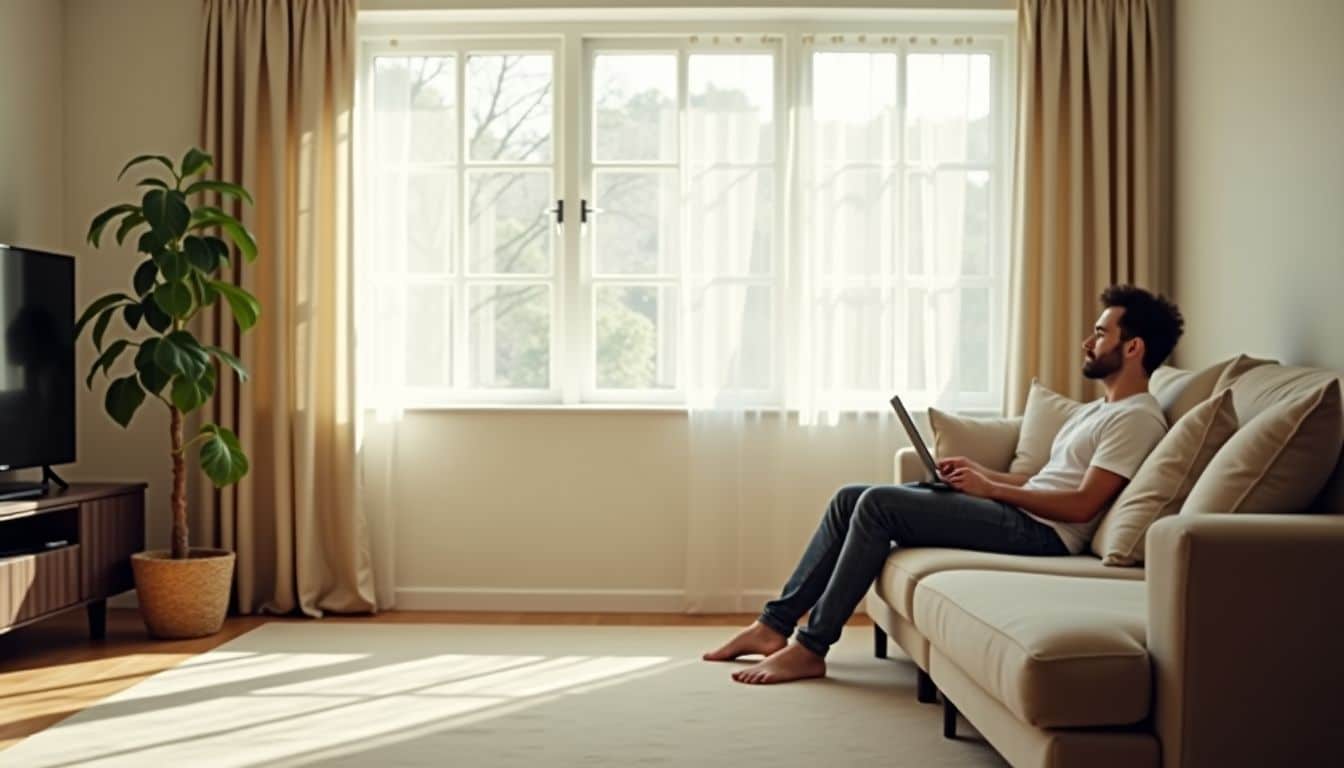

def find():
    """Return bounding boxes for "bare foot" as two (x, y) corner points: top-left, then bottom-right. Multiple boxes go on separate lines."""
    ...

(702, 621), (789, 661)
(731, 642), (827, 685)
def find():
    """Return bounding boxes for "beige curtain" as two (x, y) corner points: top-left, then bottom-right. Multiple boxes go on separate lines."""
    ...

(1006, 0), (1168, 412)
(195, 0), (379, 616)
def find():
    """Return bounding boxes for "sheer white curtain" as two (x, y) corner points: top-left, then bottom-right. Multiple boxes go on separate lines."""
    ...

(682, 43), (1002, 612)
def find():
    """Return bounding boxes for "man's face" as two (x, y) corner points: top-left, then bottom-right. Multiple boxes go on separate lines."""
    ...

(1082, 307), (1129, 380)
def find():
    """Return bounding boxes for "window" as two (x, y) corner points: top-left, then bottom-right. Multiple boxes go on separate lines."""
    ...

(357, 18), (1013, 414)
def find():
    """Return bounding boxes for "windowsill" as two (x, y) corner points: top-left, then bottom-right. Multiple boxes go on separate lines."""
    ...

(367, 404), (1004, 417)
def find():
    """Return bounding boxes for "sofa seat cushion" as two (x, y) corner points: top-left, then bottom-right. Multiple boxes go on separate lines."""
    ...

(913, 571), (1150, 728)
(874, 547), (1143, 621)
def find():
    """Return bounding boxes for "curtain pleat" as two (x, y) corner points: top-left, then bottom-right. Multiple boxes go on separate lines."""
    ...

(196, 0), (380, 616)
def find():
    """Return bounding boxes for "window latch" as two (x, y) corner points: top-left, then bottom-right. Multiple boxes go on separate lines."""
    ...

(580, 198), (603, 224)
(548, 199), (564, 234)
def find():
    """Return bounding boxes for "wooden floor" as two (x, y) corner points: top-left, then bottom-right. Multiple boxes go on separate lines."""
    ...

(0, 606), (870, 751)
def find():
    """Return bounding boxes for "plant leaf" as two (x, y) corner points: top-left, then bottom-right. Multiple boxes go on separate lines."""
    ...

(184, 179), (253, 205)
(75, 293), (132, 339)
(104, 375), (146, 428)
(204, 236), (231, 268)
(91, 306), (117, 351)
(136, 177), (170, 190)
(133, 259), (158, 297)
(206, 344), (248, 382)
(153, 248), (190, 282)
(86, 204), (139, 247)
(192, 272), (219, 306)
(199, 423), (249, 486)
(117, 154), (174, 181)
(141, 296), (172, 332)
(190, 207), (257, 263)
(153, 279), (193, 318)
(135, 339), (171, 394)
(115, 211), (146, 246)
(170, 365), (215, 413)
(153, 330), (210, 379)
(206, 279), (260, 330)
(85, 339), (130, 389)
(122, 303), (143, 331)
(142, 188), (190, 241)
(181, 148), (213, 178)
(137, 229), (165, 256)
(182, 235), (217, 273)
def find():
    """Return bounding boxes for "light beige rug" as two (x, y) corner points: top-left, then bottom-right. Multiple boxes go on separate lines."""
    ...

(2, 623), (1006, 767)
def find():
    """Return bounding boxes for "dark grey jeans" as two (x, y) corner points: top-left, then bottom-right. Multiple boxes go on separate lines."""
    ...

(759, 483), (1069, 658)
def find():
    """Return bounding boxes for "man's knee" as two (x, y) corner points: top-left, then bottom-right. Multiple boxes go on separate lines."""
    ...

(827, 484), (870, 525)
(853, 485), (922, 531)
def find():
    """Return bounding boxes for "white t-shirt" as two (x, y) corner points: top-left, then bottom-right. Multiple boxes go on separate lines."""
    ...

(1020, 392), (1168, 554)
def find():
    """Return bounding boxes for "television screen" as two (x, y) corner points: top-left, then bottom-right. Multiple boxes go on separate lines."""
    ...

(0, 244), (75, 471)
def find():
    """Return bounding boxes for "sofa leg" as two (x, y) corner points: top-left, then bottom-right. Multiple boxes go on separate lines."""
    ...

(874, 625), (887, 659)
(943, 697), (958, 739)
(917, 668), (938, 704)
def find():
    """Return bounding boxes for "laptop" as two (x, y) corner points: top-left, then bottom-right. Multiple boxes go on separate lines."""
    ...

(889, 395), (956, 492)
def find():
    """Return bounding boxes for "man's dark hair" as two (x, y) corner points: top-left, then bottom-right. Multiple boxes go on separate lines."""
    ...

(1100, 284), (1184, 375)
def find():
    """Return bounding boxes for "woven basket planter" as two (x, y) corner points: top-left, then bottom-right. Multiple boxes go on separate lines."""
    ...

(131, 548), (235, 639)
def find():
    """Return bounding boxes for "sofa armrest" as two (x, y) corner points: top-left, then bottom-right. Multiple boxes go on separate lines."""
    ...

(1147, 514), (1344, 768)
(895, 447), (931, 484)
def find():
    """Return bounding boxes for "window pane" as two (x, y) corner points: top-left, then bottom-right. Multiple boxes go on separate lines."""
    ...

(821, 284), (888, 391)
(407, 171), (455, 274)
(406, 283), (451, 387)
(814, 168), (895, 278)
(467, 170), (552, 275)
(373, 56), (457, 166)
(468, 284), (550, 388)
(811, 52), (899, 166)
(688, 53), (774, 164)
(594, 53), (677, 163)
(908, 171), (991, 277)
(595, 286), (677, 389)
(689, 284), (772, 391)
(466, 54), (553, 163)
(958, 286), (991, 393)
(372, 170), (455, 274)
(906, 173), (930, 276)
(906, 53), (992, 165)
(905, 286), (927, 391)
(686, 167), (773, 277)
(593, 170), (678, 275)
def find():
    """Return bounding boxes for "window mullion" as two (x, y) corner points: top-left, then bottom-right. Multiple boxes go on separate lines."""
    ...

(453, 43), (469, 393)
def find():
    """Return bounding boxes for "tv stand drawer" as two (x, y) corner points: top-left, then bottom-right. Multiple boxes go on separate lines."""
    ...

(0, 544), (81, 626)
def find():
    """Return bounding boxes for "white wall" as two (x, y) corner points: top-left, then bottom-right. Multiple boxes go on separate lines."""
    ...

(1172, 0), (1344, 370)
(0, 0), (63, 251)
(61, 0), (202, 552)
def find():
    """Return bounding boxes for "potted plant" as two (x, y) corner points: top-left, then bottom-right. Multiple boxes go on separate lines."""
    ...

(77, 148), (259, 639)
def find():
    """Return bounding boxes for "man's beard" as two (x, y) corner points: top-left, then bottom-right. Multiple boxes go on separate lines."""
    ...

(1082, 346), (1123, 379)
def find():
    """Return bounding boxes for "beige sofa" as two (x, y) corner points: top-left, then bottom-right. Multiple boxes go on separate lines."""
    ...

(865, 361), (1344, 768)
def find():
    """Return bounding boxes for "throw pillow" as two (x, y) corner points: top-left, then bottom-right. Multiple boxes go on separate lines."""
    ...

(1184, 379), (1343, 515)
(1009, 380), (1083, 476)
(1150, 354), (1274, 425)
(928, 408), (1022, 473)
(1091, 390), (1238, 565)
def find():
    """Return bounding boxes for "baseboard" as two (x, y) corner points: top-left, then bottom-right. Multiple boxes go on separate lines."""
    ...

(392, 587), (865, 615)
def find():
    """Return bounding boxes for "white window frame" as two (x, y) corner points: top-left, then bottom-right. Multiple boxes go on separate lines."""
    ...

(356, 9), (1016, 412)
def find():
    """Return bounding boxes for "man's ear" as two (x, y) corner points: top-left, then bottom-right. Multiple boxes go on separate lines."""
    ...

(1126, 337), (1145, 362)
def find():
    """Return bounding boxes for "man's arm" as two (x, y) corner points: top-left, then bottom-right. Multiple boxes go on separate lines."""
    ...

(987, 466), (1128, 524)
(982, 468), (1033, 487)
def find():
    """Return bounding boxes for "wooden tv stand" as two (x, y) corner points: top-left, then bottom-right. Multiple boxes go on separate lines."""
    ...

(0, 482), (146, 640)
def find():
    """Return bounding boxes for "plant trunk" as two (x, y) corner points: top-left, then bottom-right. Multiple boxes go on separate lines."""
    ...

(170, 405), (189, 559)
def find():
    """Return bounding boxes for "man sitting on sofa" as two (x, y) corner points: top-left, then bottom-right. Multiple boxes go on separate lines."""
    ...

(704, 284), (1184, 684)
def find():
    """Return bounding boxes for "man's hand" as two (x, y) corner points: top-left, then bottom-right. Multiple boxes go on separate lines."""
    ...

(936, 456), (985, 477)
(943, 466), (996, 498)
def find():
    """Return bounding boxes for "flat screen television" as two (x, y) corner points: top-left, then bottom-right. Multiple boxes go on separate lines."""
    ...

(0, 244), (75, 499)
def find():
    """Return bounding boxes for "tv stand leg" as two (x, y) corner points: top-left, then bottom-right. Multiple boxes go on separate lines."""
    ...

(87, 599), (106, 641)
(42, 465), (70, 491)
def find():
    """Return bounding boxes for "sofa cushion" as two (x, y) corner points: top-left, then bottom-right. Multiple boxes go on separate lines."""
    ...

(1010, 380), (1084, 475)
(914, 571), (1150, 728)
(928, 407), (1022, 472)
(1150, 355), (1270, 425)
(1092, 390), (1239, 565)
(874, 547), (1143, 621)
(1185, 379), (1342, 515)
